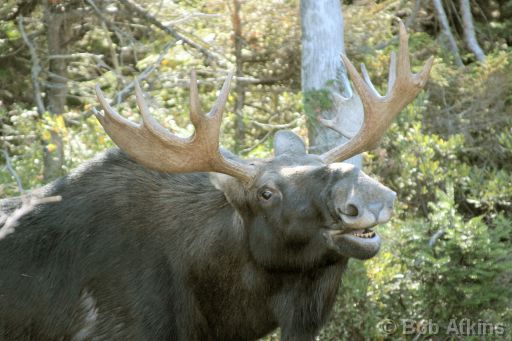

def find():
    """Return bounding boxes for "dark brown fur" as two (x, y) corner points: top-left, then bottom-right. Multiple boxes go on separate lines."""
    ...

(0, 131), (390, 340)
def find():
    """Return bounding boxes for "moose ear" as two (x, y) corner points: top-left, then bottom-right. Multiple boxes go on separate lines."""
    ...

(274, 130), (307, 156)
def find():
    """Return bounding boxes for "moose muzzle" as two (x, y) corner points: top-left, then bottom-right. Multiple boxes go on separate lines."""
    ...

(337, 184), (396, 229)
(330, 164), (396, 229)
(324, 164), (397, 259)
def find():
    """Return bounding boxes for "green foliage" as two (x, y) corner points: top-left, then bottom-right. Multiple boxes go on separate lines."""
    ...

(322, 126), (512, 338)
(0, 106), (109, 197)
(303, 88), (333, 124)
(319, 2), (512, 337)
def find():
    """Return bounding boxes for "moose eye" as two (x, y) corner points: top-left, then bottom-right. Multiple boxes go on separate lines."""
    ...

(260, 190), (273, 200)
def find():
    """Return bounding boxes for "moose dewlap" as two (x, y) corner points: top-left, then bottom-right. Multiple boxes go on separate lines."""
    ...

(0, 22), (432, 341)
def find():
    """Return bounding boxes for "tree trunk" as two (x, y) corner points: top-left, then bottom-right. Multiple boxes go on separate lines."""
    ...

(460, 0), (485, 62)
(231, 0), (245, 153)
(406, 0), (422, 28)
(43, 1), (69, 181)
(432, 0), (464, 67)
(301, 0), (362, 167)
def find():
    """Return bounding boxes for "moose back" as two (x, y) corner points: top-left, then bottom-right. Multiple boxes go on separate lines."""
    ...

(0, 23), (432, 341)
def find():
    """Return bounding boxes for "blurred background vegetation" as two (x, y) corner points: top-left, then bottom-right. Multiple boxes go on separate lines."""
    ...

(0, 0), (511, 339)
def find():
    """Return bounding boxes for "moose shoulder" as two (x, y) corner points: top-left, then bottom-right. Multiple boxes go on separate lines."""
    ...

(0, 22), (432, 341)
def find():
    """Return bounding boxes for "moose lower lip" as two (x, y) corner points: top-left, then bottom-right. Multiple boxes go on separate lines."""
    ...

(325, 227), (381, 260)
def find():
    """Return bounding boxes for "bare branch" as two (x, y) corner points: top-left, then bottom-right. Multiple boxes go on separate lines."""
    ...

(113, 40), (176, 105)
(242, 118), (301, 155)
(101, 21), (124, 90)
(17, 15), (46, 116)
(166, 12), (222, 26)
(429, 229), (446, 248)
(432, 0), (464, 67)
(241, 130), (272, 154)
(406, 0), (422, 28)
(317, 115), (354, 140)
(252, 118), (301, 130)
(85, 0), (136, 49)
(48, 52), (105, 60)
(118, 0), (219, 62)
(2, 149), (23, 194)
(460, 0), (486, 62)
(0, 195), (62, 240)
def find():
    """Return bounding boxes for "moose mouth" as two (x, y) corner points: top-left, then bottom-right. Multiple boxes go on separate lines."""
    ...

(325, 227), (381, 260)
(348, 228), (376, 239)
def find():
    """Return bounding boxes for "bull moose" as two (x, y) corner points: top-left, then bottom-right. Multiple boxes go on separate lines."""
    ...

(0, 22), (432, 341)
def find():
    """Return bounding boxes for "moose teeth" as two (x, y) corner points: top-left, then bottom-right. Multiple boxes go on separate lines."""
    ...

(353, 231), (375, 239)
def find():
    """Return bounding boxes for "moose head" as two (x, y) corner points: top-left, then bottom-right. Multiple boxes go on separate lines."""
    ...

(94, 22), (432, 269)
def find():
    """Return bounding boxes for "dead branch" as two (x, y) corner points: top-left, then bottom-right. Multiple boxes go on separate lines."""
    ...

(85, 0), (136, 48)
(118, 0), (219, 62)
(101, 21), (124, 90)
(460, 0), (486, 62)
(2, 149), (23, 194)
(406, 0), (422, 28)
(252, 119), (301, 130)
(432, 0), (464, 67)
(429, 229), (446, 248)
(242, 119), (301, 154)
(113, 40), (176, 105)
(0, 195), (62, 240)
(48, 52), (104, 60)
(17, 15), (46, 116)
(240, 130), (272, 154)
(167, 12), (222, 26)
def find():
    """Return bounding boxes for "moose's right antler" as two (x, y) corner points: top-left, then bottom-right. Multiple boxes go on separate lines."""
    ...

(95, 71), (256, 184)
(321, 20), (434, 164)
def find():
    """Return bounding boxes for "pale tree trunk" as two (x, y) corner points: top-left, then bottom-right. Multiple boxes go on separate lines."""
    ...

(432, 0), (464, 67)
(43, 1), (69, 181)
(460, 0), (486, 62)
(301, 0), (362, 167)
(230, 0), (245, 153)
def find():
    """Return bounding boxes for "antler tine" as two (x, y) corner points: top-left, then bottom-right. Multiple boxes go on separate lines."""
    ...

(360, 63), (381, 98)
(209, 71), (233, 119)
(340, 53), (377, 106)
(188, 70), (233, 140)
(321, 19), (433, 164)
(135, 82), (187, 144)
(396, 19), (434, 89)
(416, 55), (434, 87)
(396, 20), (411, 79)
(95, 84), (139, 130)
(387, 51), (397, 92)
(189, 70), (202, 127)
(95, 72), (256, 184)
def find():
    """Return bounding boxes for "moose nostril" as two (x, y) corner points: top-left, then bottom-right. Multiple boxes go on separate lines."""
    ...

(344, 204), (359, 217)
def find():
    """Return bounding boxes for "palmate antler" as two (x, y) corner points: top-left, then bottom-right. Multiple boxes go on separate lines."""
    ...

(94, 21), (431, 184)
(94, 71), (256, 184)
(320, 20), (434, 164)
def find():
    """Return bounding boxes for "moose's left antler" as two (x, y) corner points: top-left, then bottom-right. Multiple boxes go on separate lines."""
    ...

(321, 20), (434, 164)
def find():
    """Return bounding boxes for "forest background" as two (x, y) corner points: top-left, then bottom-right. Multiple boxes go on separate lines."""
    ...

(0, 0), (511, 339)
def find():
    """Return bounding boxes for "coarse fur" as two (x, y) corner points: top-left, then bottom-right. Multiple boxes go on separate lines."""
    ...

(0, 131), (394, 341)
